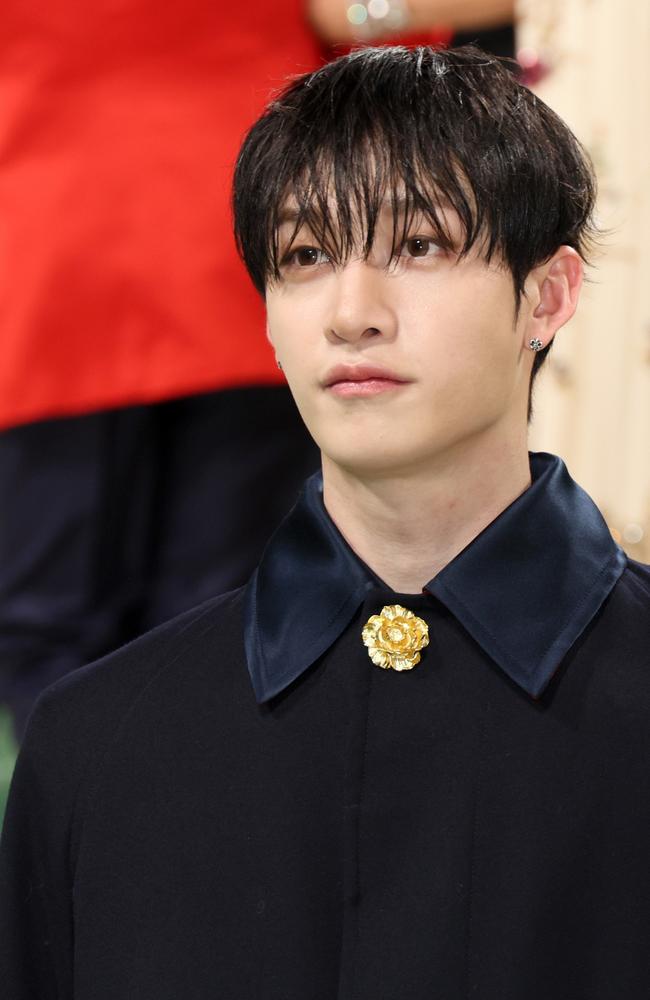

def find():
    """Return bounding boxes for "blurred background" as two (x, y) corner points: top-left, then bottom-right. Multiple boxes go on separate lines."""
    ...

(0, 0), (648, 819)
(520, 0), (650, 567)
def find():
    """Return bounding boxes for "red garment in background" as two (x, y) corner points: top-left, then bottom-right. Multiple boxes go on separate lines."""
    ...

(0, 2), (451, 429)
(0, 1), (322, 428)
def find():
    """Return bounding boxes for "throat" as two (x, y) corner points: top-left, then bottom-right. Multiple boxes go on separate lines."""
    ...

(320, 451), (533, 592)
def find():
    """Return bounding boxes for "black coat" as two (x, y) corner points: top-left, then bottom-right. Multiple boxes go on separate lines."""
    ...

(2, 454), (650, 999)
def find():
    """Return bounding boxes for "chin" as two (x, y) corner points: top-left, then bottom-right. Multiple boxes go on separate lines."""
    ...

(320, 421), (492, 477)
(321, 440), (427, 478)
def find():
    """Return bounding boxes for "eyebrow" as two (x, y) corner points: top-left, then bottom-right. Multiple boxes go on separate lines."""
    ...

(276, 207), (301, 226)
(276, 194), (455, 229)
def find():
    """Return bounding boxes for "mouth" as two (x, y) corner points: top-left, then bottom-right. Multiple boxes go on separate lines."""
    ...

(322, 364), (412, 397)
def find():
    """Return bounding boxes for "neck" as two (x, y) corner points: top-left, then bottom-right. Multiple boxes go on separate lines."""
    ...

(321, 433), (532, 594)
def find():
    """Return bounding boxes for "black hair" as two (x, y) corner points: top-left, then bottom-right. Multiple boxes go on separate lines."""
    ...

(233, 45), (598, 406)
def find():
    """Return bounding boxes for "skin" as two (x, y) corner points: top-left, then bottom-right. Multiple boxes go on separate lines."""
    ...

(265, 200), (583, 592)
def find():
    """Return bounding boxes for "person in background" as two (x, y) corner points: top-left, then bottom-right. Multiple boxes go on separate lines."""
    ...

(0, 0), (514, 744)
(0, 1), (327, 741)
(310, 0), (515, 56)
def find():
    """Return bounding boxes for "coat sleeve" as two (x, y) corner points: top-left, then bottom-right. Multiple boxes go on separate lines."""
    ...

(0, 692), (76, 999)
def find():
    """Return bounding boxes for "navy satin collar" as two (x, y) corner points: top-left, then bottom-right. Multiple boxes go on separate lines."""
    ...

(244, 453), (627, 702)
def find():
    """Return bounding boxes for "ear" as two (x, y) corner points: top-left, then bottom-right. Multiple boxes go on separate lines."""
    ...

(266, 316), (283, 372)
(525, 246), (584, 349)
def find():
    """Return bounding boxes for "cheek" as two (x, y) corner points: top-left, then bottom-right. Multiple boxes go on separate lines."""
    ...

(406, 283), (519, 415)
(266, 301), (304, 375)
(265, 299), (325, 435)
(266, 289), (322, 359)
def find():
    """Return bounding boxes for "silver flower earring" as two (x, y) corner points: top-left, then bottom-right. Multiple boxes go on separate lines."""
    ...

(529, 338), (543, 352)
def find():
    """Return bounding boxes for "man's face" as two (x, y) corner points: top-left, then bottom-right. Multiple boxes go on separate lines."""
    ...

(265, 199), (534, 477)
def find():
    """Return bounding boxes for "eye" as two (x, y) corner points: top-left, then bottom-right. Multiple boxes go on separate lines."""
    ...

(400, 237), (441, 259)
(283, 246), (330, 268)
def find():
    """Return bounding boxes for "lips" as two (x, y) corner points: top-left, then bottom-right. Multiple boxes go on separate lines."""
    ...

(322, 364), (410, 388)
(322, 363), (413, 399)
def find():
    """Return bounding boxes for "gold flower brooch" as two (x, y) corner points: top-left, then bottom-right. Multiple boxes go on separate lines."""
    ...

(362, 604), (429, 671)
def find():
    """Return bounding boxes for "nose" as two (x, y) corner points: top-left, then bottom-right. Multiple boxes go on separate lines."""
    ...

(325, 258), (397, 345)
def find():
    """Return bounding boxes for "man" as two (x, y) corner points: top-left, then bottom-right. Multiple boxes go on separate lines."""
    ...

(2, 45), (649, 999)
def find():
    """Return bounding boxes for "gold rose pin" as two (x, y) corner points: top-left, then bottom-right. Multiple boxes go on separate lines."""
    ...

(361, 604), (429, 671)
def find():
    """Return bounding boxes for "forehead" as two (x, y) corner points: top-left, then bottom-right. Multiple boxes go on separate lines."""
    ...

(263, 154), (483, 275)
(266, 131), (477, 247)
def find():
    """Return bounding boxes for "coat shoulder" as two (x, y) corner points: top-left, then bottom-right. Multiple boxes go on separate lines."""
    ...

(35, 586), (245, 726)
(619, 557), (650, 603)
(609, 558), (650, 645)
(585, 557), (650, 719)
(12, 588), (247, 824)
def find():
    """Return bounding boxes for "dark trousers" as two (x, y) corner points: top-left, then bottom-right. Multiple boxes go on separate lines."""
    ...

(0, 386), (319, 738)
